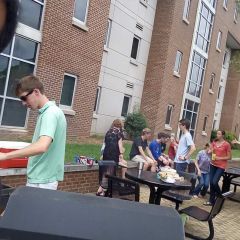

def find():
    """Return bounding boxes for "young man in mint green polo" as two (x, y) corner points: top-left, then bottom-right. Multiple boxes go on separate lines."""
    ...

(0, 75), (67, 190)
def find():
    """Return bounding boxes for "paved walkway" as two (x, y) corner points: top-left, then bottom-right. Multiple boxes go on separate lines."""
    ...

(139, 185), (240, 240)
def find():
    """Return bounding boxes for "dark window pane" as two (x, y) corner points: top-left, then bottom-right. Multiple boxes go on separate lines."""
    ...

(74, 0), (88, 22)
(131, 37), (139, 59)
(190, 130), (194, 138)
(191, 113), (197, 129)
(7, 60), (35, 97)
(203, 117), (207, 131)
(194, 103), (199, 112)
(19, 0), (43, 30)
(94, 88), (100, 111)
(165, 105), (172, 125)
(13, 36), (37, 62)
(0, 56), (9, 95)
(187, 100), (194, 111)
(60, 75), (76, 107)
(2, 99), (27, 127)
(0, 98), (2, 114)
(185, 111), (192, 122)
(196, 85), (202, 97)
(2, 40), (12, 55)
(121, 96), (130, 117)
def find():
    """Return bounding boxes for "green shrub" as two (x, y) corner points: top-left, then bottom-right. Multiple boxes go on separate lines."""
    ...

(210, 130), (217, 142)
(124, 112), (147, 140)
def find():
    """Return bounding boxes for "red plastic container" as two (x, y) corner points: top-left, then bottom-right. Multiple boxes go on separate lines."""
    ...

(0, 142), (30, 169)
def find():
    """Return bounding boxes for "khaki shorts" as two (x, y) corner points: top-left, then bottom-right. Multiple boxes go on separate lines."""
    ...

(132, 155), (155, 164)
(26, 181), (58, 190)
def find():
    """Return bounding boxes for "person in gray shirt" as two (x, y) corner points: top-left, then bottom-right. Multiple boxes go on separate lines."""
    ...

(174, 119), (196, 172)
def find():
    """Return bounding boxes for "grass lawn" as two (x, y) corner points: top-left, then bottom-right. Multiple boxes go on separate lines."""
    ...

(65, 142), (240, 163)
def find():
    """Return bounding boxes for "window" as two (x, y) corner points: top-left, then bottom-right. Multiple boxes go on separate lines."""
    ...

(73, 0), (89, 25)
(212, 120), (217, 130)
(209, 73), (215, 90)
(130, 36), (140, 60)
(0, 36), (38, 128)
(216, 31), (222, 50)
(217, 86), (222, 99)
(121, 95), (131, 117)
(223, 0), (228, 9)
(104, 19), (112, 49)
(94, 87), (101, 112)
(183, 0), (191, 20)
(207, 0), (216, 8)
(174, 51), (183, 74)
(182, 99), (199, 137)
(60, 74), (77, 108)
(203, 116), (208, 132)
(165, 105), (174, 126)
(234, 7), (238, 22)
(18, 0), (44, 30)
(187, 51), (206, 98)
(223, 50), (228, 67)
(195, 3), (214, 53)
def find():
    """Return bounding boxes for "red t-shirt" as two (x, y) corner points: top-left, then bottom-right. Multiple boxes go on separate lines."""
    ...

(211, 141), (231, 169)
(168, 142), (178, 160)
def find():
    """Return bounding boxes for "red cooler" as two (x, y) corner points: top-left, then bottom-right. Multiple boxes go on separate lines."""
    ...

(0, 141), (30, 169)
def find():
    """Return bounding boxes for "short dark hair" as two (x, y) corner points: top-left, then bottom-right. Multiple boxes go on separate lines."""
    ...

(179, 119), (191, 130)
(0, 0), (19, 53)
(15, 75), (44, 96)
(157, 132), (170, 139)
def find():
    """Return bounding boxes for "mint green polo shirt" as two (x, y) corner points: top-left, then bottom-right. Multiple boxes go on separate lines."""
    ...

(27, 101), (67, 184)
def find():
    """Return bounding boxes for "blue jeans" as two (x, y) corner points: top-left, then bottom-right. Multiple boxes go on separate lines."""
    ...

(209, 165), (224, 204)
(175, 162), (188, 172)
(193, 173), (209, 196)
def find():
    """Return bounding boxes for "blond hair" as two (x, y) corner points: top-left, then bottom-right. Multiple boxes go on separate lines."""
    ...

(142, 128), (151, 135)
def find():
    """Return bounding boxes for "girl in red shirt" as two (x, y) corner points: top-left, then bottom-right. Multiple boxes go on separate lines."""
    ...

(204, 130), (231, 206)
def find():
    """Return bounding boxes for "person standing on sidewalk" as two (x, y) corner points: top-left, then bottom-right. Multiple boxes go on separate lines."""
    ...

(204, 130), (231, 206)
(174, 119), (196, 172)
(0, 75), (67, 190)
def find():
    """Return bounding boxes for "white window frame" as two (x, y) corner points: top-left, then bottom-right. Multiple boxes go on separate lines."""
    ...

(183, 0), (191, 22)
(94, 87), (101, 113)
(234, 7), (238, 23)
(130, 35), (141, 62)
(59, 73), (77, 110)
(72, 0), (90, 30)
(165, 104), (174, 129)
(121, 95), (131, 117)
(104, 19), (112, 50)
(173, 50), (183, 76)
(216, 31), (222, 51)
(223, 0), (228, 10)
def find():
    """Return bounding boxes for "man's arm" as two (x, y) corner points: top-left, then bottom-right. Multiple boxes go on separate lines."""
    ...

(146, 147), (155, 160)
(185, 144), (196, 159)
(0, 136), (52, 161)
(138, 146), (149, 160)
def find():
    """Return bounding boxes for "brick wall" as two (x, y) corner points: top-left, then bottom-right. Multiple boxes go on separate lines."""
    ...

(0, 0), (111, 142)
(1, 169), (99, 194)
(141, 0), (240, 147)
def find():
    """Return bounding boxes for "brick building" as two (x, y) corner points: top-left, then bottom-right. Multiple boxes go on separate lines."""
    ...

(141, 0), (240, 146)
(0, 0), (110, 141)
(0, 0), (240, 147)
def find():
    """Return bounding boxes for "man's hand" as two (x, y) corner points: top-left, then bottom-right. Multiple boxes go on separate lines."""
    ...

(197, 170), (201, 177)
(179, 155), (185, 161)
(0, 152), (7, 161)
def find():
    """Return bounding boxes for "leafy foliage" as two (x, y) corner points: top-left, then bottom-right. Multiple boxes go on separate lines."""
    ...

(124, 112), (148, 140)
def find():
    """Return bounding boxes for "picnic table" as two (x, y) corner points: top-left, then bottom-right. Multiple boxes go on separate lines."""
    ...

(0, 186), (185, 240)
(125, 169), (192, 205)
(222, 167), (240, 193)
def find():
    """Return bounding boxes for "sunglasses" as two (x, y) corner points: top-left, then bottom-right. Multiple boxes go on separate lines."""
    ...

(20, 90), (34, 102)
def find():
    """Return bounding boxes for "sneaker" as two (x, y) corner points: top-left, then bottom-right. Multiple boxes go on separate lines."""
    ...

(203, 201), (213, 206)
